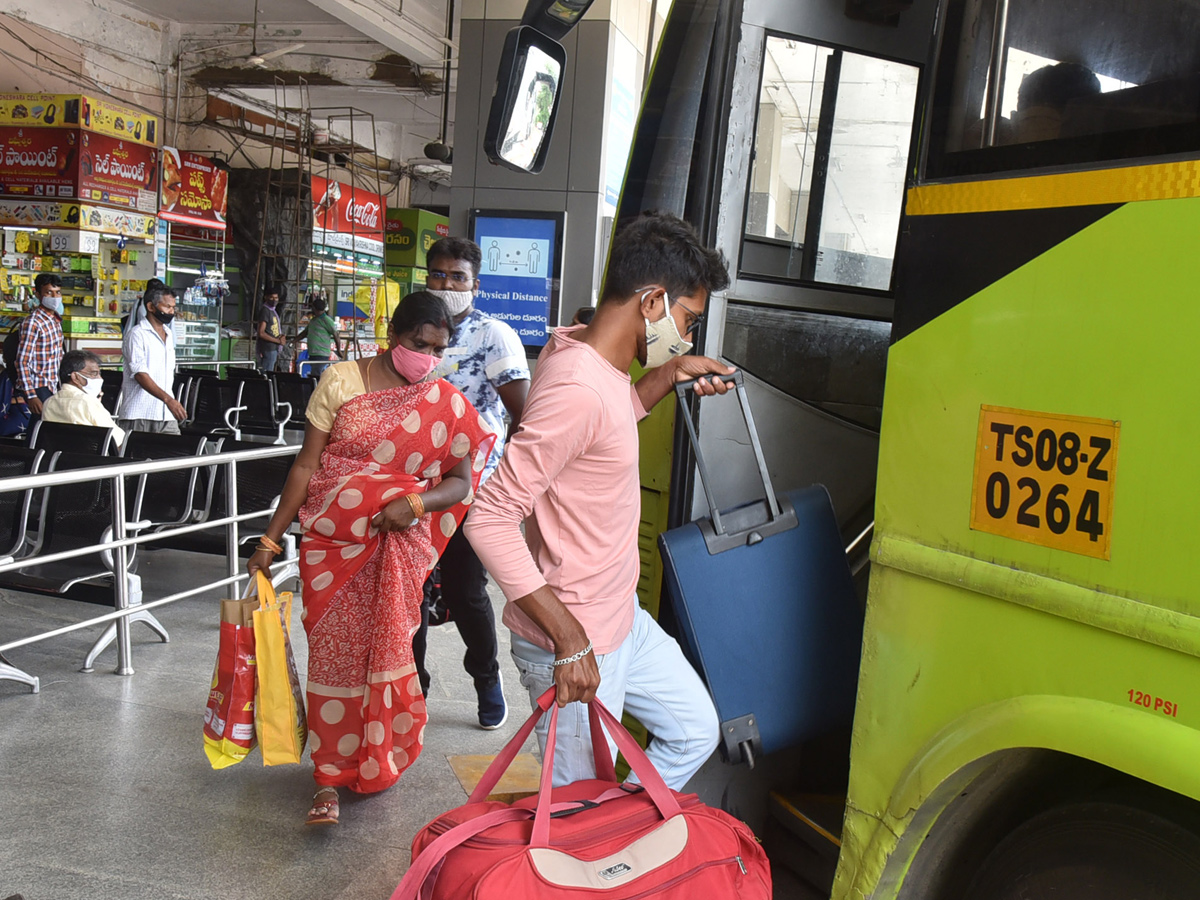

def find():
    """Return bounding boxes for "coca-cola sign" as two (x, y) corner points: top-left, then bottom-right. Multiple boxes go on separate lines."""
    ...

(345, 196), (381, 230)
(312, 174), (384, 241)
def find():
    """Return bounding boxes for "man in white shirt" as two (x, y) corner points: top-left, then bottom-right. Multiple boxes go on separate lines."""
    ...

(118, 287), (186, 434)
(41, 349), (126, 447)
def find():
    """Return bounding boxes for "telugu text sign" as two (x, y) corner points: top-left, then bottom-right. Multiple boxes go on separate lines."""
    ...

(160, 147), (228, 229)
(471, 214), (559, 346)
(78, 132), (158, 212)
(0, 126), (78, 197)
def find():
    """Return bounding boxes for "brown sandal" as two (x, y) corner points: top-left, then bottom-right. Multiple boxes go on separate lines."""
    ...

(306, 787), (339, 826)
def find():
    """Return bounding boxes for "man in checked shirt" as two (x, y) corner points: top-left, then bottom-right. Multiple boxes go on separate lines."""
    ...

(16, 273), (65, 419)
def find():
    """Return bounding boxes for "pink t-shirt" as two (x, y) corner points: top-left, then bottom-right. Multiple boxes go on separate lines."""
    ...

(465, 327), (648, 654)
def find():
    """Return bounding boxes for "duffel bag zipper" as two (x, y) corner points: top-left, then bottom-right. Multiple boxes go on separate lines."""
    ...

(618, 856), (743, 900)
(427, 795), (700, 849)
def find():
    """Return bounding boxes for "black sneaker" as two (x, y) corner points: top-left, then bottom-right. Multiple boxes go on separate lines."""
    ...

(477, 673), (507, 730)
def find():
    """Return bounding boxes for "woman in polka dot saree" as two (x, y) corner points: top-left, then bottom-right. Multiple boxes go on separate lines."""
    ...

(249, 293), (496, 825)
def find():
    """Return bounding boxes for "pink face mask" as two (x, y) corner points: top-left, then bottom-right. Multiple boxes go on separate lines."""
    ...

(391, 342), (439, 384)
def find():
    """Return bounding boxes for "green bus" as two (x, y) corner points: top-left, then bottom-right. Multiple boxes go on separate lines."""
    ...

(494, 0), (1200, 895)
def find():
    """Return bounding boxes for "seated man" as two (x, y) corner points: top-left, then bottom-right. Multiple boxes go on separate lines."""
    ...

(41, 349), (126, 447)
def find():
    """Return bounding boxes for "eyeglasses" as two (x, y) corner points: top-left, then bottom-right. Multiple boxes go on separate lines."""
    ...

(638, 285), (706, 338)
(428, 269), (473, 287)
(675, 301), (706, 338)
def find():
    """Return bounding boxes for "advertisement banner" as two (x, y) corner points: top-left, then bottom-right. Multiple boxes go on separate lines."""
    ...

(77, 204), (157, 238)
(87, 97), (158, 147)
(78, 132), (158, 212)
(0, 94), (158, 146)
(0, 94), (74, 128)
(470, 210), (563, 347)
(312, 174), (384, 257)
(0, 126), (78, 196)
(0, 199), (154, 236)
(384, 207), (450, 269)
(160, 147), (228, 229)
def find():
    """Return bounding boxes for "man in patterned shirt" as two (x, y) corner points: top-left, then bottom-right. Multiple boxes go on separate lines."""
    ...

(15, 273), (65, 418)
(416, 236), (530, 729)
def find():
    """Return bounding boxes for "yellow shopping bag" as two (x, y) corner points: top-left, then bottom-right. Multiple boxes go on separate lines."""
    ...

(251, 570), (308, 766)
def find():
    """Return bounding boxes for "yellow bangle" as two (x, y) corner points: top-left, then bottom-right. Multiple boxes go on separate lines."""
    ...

(406, 492), (425, 519)
(256, 544), (279, 557)
(260, 535), (284, 555)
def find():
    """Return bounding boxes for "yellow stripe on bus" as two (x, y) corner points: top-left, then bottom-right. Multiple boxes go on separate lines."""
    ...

(907, 160), (1200, 215)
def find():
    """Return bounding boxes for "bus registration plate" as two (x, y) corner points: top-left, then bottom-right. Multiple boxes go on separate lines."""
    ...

(970, 406), (1119, 560)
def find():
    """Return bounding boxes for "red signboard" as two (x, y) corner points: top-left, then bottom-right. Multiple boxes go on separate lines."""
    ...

(78, 132), (158, 212)
(160, 147), (228, 229)
(312, 174), (384, 239)
(0, 126), (78, 197)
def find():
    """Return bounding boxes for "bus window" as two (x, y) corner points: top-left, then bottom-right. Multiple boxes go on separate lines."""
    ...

(741, 36), (919, 292)
(927, 0), (1200, 178)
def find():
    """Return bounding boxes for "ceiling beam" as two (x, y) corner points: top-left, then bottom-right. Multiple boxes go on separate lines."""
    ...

(302, 0), (447, 67)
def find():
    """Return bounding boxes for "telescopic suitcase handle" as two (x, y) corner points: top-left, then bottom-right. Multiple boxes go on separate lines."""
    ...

(674, 369), (783, 541)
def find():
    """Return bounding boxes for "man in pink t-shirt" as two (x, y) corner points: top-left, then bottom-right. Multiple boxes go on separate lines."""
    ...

(466, 212), (733, 790)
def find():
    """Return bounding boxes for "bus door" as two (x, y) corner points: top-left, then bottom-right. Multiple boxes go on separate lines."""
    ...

(614, 0), (940, 892)
(669, 0), (937, 571)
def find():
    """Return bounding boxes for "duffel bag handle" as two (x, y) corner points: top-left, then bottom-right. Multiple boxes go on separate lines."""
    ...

(531, 692), (681, 847)
(468, 688), (681, 847)
(468, 689), (615, 803)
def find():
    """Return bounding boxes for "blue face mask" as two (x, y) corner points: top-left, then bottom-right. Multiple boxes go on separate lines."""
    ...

(41, 295), (63, 316)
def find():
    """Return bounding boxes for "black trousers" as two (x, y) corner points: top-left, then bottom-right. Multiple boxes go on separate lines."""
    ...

(413, 513), (500, 694)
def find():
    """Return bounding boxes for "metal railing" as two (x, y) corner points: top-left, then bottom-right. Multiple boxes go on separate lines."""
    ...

(102, 359), (258, 371)
(0, 444), (299, 693)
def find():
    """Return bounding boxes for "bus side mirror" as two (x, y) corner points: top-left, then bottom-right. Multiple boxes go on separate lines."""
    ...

(484, 26), (567, 174)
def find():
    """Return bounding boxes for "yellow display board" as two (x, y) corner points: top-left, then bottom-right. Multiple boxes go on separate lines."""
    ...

(0, 93), (158, 146)
(970, 405), (1120, 560)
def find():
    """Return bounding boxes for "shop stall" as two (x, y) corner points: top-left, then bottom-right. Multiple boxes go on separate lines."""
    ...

(158, 147), (232, 363)
(0, 93), (160, 365)
(305, 174), (386, 360)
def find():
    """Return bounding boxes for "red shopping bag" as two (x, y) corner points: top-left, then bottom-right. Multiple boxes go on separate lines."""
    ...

(203, 596), (259, 769)
(392, 689), (771, 900)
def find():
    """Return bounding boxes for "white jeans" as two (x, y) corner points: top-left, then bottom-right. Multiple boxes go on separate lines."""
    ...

(509, 603), (719, 791)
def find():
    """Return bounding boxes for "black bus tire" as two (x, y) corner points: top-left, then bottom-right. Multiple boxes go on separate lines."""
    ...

(965, 801), (1200, 900)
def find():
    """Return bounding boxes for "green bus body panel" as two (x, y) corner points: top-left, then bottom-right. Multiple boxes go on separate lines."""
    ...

(834, 196), (1200, 899)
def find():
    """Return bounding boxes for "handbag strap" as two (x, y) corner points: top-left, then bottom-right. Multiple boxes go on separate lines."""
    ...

(589, 701), (618, 782)
(390, 807), (534, 900)
(531, 697), (681, 847)
(467, 688), (557, 803)
(467, 688), (680, 849)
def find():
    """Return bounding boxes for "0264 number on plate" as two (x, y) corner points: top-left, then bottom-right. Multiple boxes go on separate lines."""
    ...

(970, 406), (1119, 560)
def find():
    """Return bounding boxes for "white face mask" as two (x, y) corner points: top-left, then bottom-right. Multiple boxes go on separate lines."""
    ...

(641, 289), (693, 368)
(81, 375), (103, 398)
(427, 288), (474, 317)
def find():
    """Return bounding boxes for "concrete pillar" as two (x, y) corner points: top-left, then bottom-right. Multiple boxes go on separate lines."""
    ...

(452, 0), (661, 324)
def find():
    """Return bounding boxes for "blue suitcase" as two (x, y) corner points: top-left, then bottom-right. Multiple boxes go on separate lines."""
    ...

(658, 372), (864, 766)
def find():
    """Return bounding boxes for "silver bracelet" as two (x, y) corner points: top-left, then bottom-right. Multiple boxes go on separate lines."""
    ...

(552, 642), (593, 667)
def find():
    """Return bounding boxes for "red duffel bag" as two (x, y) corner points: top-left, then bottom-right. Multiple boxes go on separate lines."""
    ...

(391, 688), (771, 900)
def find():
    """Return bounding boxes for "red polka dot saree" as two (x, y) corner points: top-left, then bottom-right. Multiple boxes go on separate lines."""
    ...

(298, 379), (496, 793)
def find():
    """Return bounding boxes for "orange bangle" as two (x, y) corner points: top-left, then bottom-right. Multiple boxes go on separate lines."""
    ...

(260, 535), (284, 555)
(406, 492), (425, 519)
